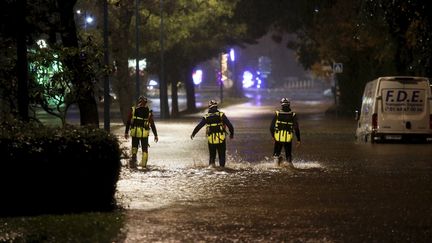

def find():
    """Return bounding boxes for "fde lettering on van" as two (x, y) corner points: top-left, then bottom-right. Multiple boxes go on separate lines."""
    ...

(382, 88), (425, 113)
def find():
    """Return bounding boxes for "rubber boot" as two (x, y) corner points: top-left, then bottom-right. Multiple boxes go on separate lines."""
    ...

(129, 148), (138, 169)
(140, 152), (148, 168)
(286, 156), (294, 169)
(273, 155), (282, 166)
(209, 160), (216, 168)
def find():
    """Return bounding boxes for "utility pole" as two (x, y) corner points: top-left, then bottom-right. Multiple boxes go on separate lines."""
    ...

(159, 0), (169, 119)
(103, 0), (110, 131)
(135, 0), (140, 100)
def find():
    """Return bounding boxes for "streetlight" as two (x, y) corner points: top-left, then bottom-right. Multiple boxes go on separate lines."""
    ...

(75, 9), (94, 31)
(85, 16), (94, 29)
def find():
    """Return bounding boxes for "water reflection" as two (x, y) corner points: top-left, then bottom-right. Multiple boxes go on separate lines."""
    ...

(116, 159), (326, 211)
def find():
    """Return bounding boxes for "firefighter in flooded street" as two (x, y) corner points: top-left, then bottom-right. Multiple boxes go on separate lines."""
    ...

(270, 98), (301, 167)
(190, 100), (234, 167)
(125, 96), (158, 169)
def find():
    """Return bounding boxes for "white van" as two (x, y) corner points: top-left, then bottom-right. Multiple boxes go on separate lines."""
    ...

(356, 76), (432, 143)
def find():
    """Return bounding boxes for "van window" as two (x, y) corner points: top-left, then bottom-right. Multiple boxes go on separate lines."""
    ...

(361, 90), (373, 115)
(361, 82), (373, 116)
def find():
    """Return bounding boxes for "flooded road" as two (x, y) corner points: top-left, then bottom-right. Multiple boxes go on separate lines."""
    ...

(115, 99), (432, 242)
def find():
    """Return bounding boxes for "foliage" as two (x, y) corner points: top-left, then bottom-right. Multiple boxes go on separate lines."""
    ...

(98, 0), (248, 119)
(29, 46), (73, 126)
(26, 38), (109, 126)
(0, 0), (106, 125)
(144, 0), (244, 69)
(368, 0), (432, 76)
(0, 120), (122, 216)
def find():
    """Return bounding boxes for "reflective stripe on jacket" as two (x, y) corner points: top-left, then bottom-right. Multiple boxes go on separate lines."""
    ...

(205, 112), (226, 144)
(130, 106), (150, 138)
(274, 111), (294, 142)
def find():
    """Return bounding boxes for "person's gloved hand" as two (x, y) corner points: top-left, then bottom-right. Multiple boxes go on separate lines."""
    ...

(154, 136), (159, 143)
(190, 134), (194, 140)
(229, 133), (234, 139)
(124, 134), (129, 139)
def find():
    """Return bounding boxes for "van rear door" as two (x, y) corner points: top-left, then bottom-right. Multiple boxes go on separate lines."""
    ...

(380, 78), (428, 136)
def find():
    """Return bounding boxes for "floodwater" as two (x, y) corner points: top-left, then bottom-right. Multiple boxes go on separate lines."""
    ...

(114, 100), (432, 242)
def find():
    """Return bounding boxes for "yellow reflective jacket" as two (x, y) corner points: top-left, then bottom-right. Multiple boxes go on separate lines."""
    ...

(129, 106), (151, 138)
(274, 110), (295, 142)
(205, 112), (226, 144)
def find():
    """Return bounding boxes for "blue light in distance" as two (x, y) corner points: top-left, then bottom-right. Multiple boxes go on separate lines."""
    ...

(229, 48), (235, 62)
(242, 70), (254, 88)
(192, 69), (203, 85)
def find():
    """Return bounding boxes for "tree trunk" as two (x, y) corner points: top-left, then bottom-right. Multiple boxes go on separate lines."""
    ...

(113, 57), (134, 124)
(159, 68), (170, 119)
(111, 4), (134, 125)
(231, 55), (244, 98)
(184, 64), (197, 112)
(57, 0), (99, 126)
(170, 73), (179, 117)
(16, 0), (29, 122)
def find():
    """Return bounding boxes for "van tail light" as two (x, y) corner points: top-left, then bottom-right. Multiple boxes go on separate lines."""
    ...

(372, 113), (378, 130)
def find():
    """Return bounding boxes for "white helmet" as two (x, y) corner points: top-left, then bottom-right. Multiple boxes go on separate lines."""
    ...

(280, 98), (290, 106)
(208, 100), (218, 108)
(138, 96), (148, 103)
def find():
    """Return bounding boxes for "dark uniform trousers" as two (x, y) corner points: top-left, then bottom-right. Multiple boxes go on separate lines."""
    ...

(208, 140), (226, 167)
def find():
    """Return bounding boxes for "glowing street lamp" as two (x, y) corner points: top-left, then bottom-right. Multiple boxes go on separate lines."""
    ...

(75, 9), (94, 30)
(85, 16), (94, 26)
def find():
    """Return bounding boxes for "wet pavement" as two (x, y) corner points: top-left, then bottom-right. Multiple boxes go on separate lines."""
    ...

(114, 98), (432, 242)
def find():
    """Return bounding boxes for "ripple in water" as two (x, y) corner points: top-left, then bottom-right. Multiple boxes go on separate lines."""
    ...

(116, 157), (326, 210)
